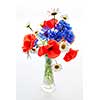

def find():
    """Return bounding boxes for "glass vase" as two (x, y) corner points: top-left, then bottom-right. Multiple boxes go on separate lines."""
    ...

(41, 55), (55, 93)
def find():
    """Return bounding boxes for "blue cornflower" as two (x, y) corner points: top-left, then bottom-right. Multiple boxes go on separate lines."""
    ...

(55, 23), (63, 30)
(38, 20), (75, 44)
(65, 31), (75, 43)
(55, 31), (63, 42)
(55, 20), (75, 43)
(34, 39), (38, 48)
(41, 27), (49, 32)
(38, 32), (47, 40)
(59, 20), (72, 30)
(48, 30), (57, 40)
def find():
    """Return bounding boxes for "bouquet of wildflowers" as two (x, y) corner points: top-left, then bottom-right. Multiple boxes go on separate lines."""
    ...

(22, 9), (78, 92)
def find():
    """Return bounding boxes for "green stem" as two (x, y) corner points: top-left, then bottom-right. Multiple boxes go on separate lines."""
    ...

(44, 55), (54, 85)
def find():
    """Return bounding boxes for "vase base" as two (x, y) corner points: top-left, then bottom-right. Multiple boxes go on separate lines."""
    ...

(41, 83), (56, 93)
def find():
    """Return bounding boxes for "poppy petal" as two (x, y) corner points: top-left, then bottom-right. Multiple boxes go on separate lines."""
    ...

(42, 18), (58, 29)
(22, 34), (37, 52)
(47, 40), (61, 58)
(63, 48), (78, 62)
(38, 46), (47, 56)
(47, 49), (61, 58)
(38, 40), (61, 58)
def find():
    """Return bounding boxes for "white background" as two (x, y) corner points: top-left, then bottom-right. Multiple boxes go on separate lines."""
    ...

(16, 0), (83, 100)
(0, 0), (100, 100)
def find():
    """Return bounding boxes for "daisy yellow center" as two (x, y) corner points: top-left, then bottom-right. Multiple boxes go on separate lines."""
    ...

(61, 44), (66, 49)
(35, 31), (38, 34)
(51, 12), (57, 15)
(26, 25), (30, 28)
(54, 65), (60, 69)
(63, 16), (67, 20)
(32, 48), (36, 51)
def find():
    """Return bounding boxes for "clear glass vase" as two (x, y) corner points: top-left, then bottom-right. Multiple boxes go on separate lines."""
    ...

(41, 55), (55, 93)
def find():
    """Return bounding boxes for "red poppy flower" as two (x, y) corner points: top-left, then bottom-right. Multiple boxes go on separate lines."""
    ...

(42, 18), (58, 29)
(38, 40), (61, 58)
(63, 48), (78, 62)
(22, 34), (36, 52)
(38, 46), (47, 56)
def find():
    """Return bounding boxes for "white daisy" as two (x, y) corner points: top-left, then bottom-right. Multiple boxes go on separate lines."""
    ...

(60, 41), (67, 51)
(48, 8), (60, 16)
(52, 63), (62, 72)
(52, 60), (62, 72)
